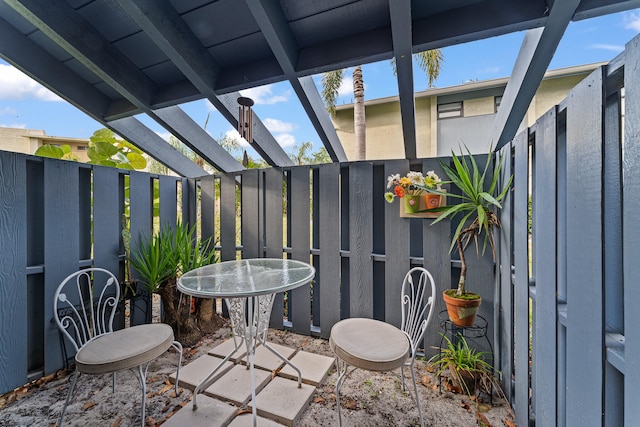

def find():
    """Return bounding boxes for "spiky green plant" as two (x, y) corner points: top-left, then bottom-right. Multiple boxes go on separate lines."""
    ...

(422, 147), (512, 297)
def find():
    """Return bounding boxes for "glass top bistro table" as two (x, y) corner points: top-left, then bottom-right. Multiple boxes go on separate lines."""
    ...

(178, 258), (315, 426)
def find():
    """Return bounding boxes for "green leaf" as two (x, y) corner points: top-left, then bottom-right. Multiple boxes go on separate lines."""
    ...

(35, 144), (65, 159)
(127, 152), (147, 170)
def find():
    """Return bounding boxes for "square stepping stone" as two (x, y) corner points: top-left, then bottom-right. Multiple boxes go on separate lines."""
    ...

(228, 413), (285, 426)
(162, 395), (236, 427)
(205, 364), (272, 406)
(278, 351), (334, 386)
(170, 354), (233, 391)
(251, 377), (316, 427)
(208, 337), (247, 362)
(251, 342), (296, 371)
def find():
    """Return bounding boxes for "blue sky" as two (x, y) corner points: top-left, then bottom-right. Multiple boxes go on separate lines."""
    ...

(1, 8), (639, 160)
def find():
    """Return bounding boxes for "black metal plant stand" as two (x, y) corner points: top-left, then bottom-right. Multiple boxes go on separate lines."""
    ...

(437, 310), (495, 402)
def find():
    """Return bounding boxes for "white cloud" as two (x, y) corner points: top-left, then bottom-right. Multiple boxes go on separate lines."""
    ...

(0, 106), (18, 116)
(239, 84), (289, 105)
(590, 43), (624, 53)
(225, 128), (250, 147)
(337, 75), (353, 97)
(263, 118), (295, 133)
(624, 11), (640, 32)
(0, 122), (26, 129)
(477, 66), (501, 74)
(275, 133), (295, 148)
(155, 131), (172, 142)
(0, 64), (62, 101)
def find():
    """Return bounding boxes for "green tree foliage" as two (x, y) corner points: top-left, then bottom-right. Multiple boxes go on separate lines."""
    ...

(86, 128), (146, 169)
(34, 128), (147, 170)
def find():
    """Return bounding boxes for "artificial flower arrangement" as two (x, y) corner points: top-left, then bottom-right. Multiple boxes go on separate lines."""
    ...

(384, 170), (443, 213)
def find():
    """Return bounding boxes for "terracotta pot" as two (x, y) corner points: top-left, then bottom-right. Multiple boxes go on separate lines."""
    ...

(404, 195), (421, 213)
(443, 290), (482, 327)
(424, 193), (442, 209)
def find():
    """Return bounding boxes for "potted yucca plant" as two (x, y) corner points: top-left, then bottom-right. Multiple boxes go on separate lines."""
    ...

(424, 147), (512, 327)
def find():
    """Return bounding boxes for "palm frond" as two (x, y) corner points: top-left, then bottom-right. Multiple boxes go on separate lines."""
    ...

(415, 49), (444, 87)
(321, 69), (345, 117)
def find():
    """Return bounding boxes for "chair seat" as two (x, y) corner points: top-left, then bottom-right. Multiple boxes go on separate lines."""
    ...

(76, 323), (174, 375)
(329, 318), (409, 372)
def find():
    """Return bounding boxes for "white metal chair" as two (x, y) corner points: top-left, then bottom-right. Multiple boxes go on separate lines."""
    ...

(329, 267), (436, 427)
(53, 268), (182, 426)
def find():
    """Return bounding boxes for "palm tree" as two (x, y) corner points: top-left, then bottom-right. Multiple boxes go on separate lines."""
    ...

(321, 50), (444, 160)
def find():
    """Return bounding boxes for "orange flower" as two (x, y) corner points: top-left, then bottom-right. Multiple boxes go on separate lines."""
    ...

(394, 185), (405, 198)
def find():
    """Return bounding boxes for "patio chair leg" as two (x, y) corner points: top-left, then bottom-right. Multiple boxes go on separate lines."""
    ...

(58, 369), (79, 427)
(334, 358), (348, 427)
(409, 365), (424, 427)
(171, 341), (183, 395)
(132, 364), (149, 427)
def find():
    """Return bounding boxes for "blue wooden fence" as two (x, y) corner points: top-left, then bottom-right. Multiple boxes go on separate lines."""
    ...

(498, 31), (640, 427)
(0, 152), (498, 395)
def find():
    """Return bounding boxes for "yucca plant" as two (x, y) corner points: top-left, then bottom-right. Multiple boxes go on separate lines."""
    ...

(130, 222), (218, 345)
(424, 147), (512, 297)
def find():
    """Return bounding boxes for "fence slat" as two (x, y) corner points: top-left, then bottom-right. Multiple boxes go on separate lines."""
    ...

(200, 175), (215, 244)
(318, 164), (341, 337)
(383, 160), (410, 328)
(129, 171), (153, 325)
(533, 107), (558, 426)
(421, 158), (451, 357)
(498, 141), (514, 403)
(349, 162), (374, 318)
(624, 35), (640, 425)
(565, 67), (604, 425)
(513, 130), (530, 427)
(159, 175), (178, 230)
(0, 152), (27, 391)
(93, 167), (121, 279)
(264, 168), (284, 328)
(289, 167), (311, 335)
(219, 173), (236, 262)
(44, 159), (80, 373)
(242, 170), (260, 258)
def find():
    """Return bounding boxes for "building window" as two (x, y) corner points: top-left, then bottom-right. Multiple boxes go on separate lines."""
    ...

(494, 96), (502, 113)
(77, 146), (87, 151)
(437, 102), (463, 119)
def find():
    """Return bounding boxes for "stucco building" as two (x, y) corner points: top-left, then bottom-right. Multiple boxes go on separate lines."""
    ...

(333, 62), (605, 160)
(0, 127), (90, 162)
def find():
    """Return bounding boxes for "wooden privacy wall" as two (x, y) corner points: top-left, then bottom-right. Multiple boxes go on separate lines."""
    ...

(0, 158), (182, 394)
(499, 33), (640, 427)
(189, 157), (498, 357)
(0, 153), (498, 395)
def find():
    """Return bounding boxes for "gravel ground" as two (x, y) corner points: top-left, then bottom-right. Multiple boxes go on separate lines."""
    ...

(0, 304), (515, 427)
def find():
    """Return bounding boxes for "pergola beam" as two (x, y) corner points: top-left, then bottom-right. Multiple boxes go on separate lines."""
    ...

(116, 0), (292, 167)
(245, 0), (347, 162)
(491, 0), (582, 150)
(152, 106), (245, 173)
(109, 117), (209, 178)
(389, 0), (417, 160)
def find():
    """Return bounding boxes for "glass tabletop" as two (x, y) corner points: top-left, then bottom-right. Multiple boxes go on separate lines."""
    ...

(178, 258), (315, 298)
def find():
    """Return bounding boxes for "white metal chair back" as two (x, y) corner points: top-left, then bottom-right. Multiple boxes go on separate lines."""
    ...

(400, 267), (436, 363)
(53, 268), (120, 353)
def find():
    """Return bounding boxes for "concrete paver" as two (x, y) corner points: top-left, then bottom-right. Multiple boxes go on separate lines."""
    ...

(161, 395), (236, 427)
(208, 337), (247, 362)
(170, 354), (233, 390)
(168, 341), (321, 426)
(205, 364), (272, 406)
(278, 351), (334, 386)
(228, 413), (286, 426)
(251, 377), (316, 427)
